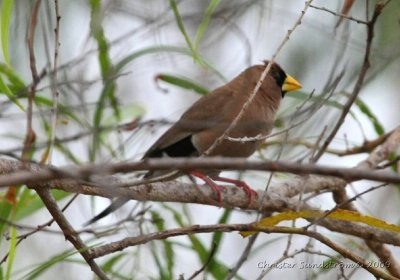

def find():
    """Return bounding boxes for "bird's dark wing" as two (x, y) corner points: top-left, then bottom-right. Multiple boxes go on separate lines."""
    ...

(144, 87), (235, 158)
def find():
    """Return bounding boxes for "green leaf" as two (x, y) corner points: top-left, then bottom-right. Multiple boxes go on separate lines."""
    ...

(355, 97), (385, 136)
(35, 95), (83, 126)
(169, 0), (195, 58)
(115, 45), (226, 82)
(0, 73), (23, 110)
(0, 63), (25, 91)
(0, 195), (14, 245)
(5, 226), (17, 280)
(162, 204), (230, 279)
(1, 0), (13, 66)
(207, 209), (231, 277)
(194, 0), (222, 52)
(101, 253), (127, 273)
(156, 73), (210, 95)
(210, 209), (230, 249)
(151, 211), (174, 279)
(55, 144), (81, 164)
(320, 257), (341, 272)
(14, 189), (71, 221)
(103, 104), (145, 126)
(21, 249), (81, 280)
(90, 0), (120, 161)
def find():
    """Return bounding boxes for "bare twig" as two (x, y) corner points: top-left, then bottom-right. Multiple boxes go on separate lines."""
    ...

(312, 1), (391, 161)
(310, 4), (368, 25)
(331, 125), (400, 276)
(35, 188), (109, 280)
(47, 0), (61, 163)
(225, 234), (258, 280)
(23, 0), (42, 160)
(89, 223), (396, 280)
(187, 242), (217, 280)
(264, 130), (391, 157)
(0, 193), (79, 265)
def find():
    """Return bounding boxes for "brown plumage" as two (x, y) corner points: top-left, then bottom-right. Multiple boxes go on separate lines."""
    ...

(85, 61), (302, 225)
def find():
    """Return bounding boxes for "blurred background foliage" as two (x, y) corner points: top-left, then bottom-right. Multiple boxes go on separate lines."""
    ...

(0, 0), (399, 279)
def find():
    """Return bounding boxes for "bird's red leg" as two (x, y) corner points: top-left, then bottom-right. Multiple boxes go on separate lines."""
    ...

(190, 171), (225, 203)
(211, 176), (258, 205)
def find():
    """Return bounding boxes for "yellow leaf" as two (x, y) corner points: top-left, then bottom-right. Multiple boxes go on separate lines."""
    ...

(240, 209), (400, 237)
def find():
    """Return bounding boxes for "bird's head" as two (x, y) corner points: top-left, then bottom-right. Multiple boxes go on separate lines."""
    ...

(263, 60), (302, 97)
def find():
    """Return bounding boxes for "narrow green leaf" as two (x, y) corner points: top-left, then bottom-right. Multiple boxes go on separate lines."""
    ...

(35, 95), (83, 126)
(14, 190), (71, 221)
(0, 73), (24, 110)
(194, 0), (222, 52)
(1, 0), (13, 66)
(22, 249), (80, 280)
(150, 242), (171, 280)
(162, 204), (230, 279)
(0, 197), (13, 245)
(115, 45), (226, 82)
(90, 0), (120, 161)
(151, 211), (174, 279)
(101, 253), (127, 273)
(5, 226), (17, 280)
(320, 257), (340, 272)
(210, 209), (230, 249)
(156, 73), (210, 95)
(355, 97), (385, 136)
(0, 63), (25, 91)
(103, 104), (145, 126)
(55, 144), (81, 164)
(169, 0), (195, 56)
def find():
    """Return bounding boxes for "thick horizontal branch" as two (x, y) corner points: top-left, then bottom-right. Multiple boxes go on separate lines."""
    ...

(1, 159), (400, 248)
(0, 157), (400, 189)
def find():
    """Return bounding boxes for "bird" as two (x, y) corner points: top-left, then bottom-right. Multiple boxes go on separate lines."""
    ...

(85, 60), (302, 225)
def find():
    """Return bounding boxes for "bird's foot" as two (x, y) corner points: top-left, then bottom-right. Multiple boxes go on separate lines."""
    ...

(212, 176), (258, 205)
(190, 172), (258, 205)
(190, 171), (226, 204)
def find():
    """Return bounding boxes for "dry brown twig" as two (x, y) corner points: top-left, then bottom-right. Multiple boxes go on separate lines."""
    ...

(331, 126), (400, 277)
(47, 0), (61, 163)
(88, 223), (396, 280)
(312, 0), (392, 162)
(310, 4), (368, 25)
(21, 1), (109, 279)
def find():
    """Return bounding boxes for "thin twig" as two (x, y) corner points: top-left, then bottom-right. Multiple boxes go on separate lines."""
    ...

(0, 193), (79, 264)
(47, 0), (61, 163)
(88, 223), (396, 280)
(23, 0), (42, 160)
(264, 130), (391, 157)
(310, 4), (368, 25)
(312, 0), (391, 161)
(35, 188), (109, 280)
(187, 242), (217, 280)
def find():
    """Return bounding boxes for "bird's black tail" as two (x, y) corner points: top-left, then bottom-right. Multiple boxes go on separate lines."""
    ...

(83, 197), (129, 226)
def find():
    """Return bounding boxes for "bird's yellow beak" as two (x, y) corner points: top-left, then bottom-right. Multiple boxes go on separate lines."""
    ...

(282, 74), (302, 92)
